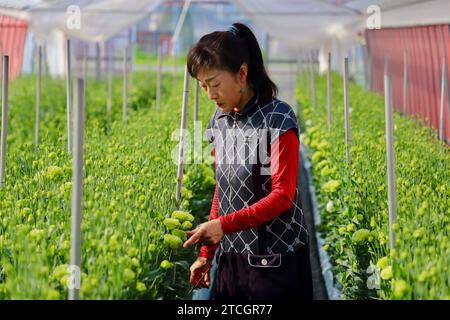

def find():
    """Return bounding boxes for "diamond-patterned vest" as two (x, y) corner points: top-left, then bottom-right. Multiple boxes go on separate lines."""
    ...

(205, 95), (309, 255)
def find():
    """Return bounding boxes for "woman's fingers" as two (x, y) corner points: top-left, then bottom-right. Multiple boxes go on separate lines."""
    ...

(189, 260), (211, 288)
(190, 270), (208, 288)
(183, 228), (205, 248)
(190, 268), (202, 285)
(204, 269), (211, 287)
(185, 228), (199, 237)
(184, 221), (222, 248)
(189, 260), (206, 285)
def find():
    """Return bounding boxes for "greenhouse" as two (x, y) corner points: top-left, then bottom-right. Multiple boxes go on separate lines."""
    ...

(0, 0), (448, 304)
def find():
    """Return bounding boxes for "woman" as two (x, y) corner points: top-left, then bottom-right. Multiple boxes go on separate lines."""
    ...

(183, 23), (313, 300)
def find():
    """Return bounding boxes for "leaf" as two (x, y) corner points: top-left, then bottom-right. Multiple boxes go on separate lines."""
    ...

(174, 260), (190, 271)
(56, 232), (65, 251)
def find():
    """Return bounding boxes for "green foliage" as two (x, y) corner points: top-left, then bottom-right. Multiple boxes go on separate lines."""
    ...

(0, 70), (215, 299)
(298, 72), (450, 300)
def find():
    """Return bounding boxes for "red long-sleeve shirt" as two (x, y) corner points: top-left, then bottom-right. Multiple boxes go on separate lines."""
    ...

(199, 128), (299, 260)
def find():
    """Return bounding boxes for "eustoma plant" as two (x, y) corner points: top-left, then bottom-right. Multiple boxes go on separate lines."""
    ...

(298, 73), (449, 300)
(0, 71), (215, 299)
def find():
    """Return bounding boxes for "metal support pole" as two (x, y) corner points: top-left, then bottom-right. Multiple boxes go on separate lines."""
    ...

(0, 55), (9, 187)
(384, 74), (397, 250)
(403, 50), (408, 115)
(343, 57), (351, 164)
(96, 42), (101, 81)
(310, 51), (316, 111)
(69, 78), (85, 300)
(129, 28), (134, 91)
(176, 66), (190, 204)
(156, 42), (162, 112)
(123, 47), (128, 128)
(35, 46), (42, 146)
(66, 39), (72, 153)
(107, 43), (113, 135)
(83, 44), (88, 80)
(439, 56), (448, 141)
(194, 79), (199, 122)
(44, 43), (48, 92)
(327, 52), (332, 129)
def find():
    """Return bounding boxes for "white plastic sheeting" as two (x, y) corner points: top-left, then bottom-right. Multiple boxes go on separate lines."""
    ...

(229, 0), (450, 76)
(2, 0), (449, 77)
(0, 0), (163, 75)
(230, 0), (450, 49)
(2, 0), (450, 46)
(0, 0), (163, 42)
(231, 0), (365, 50)
(336, 0), (450, 28)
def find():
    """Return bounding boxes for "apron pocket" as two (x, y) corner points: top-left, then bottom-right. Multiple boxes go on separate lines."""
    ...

(247, 253), (281, 268)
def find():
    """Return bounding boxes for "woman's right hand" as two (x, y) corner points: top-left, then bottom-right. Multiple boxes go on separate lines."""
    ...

(189, 257), (212, 289)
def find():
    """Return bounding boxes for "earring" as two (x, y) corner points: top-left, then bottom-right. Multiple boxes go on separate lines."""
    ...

(239, 87), (246, 94)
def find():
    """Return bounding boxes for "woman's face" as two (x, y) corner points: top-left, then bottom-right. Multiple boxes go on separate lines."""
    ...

(196, 66), (248, 113)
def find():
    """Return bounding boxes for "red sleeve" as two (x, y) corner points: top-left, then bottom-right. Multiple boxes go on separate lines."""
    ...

(198, 148), (219, 260)
(219, 129), (299, 234)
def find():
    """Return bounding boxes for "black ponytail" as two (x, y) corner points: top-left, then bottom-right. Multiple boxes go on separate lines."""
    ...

(231, 23), (278, 105)
(187, 22), (278, 105)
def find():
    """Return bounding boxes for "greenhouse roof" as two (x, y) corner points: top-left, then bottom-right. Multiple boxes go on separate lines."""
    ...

(0, 0), (449, 46)
(0, 0), (163, 42)
(231, 0), (450, 49)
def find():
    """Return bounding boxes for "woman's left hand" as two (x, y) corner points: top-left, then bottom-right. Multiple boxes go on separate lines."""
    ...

(183, 219), (224, 248)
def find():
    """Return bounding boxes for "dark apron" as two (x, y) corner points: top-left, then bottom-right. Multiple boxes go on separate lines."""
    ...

(211, 242), (313, 300)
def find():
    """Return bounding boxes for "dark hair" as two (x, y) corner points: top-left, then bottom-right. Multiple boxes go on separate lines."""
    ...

(187, 22), (278, 105)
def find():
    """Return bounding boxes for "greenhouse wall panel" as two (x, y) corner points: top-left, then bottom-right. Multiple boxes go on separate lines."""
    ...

(0, 15), (27, 79)
(367, 25), (450, 142)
